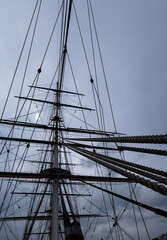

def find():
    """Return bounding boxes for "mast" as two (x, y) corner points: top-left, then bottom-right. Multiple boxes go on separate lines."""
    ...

(51, 82), (59, 240)
(0, 1), (167, 239)
(51, 1), (73, 238)
(52, 143), (59, 240)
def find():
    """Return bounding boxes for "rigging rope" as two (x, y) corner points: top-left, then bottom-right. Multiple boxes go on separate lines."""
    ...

(67, 145), (167, 196)
(0, 6), (64, 231)
(0, 0), (39, 120)
(88, 0), (117, 133)
(84, 182), (167, 218)
(81, 148), (167, 179)
(68, 134), (167, 144)
(118, 145), (167, 156)
(66, 143), (167, 178)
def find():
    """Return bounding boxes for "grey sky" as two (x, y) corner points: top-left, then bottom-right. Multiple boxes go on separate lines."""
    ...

(0, 0), (167, 239)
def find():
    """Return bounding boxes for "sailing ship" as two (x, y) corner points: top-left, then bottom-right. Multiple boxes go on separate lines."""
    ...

(0, 1), (167, 239)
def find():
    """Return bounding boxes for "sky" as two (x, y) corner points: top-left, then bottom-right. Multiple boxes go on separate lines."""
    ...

(91, 0), (167, 135)
(0, 0), (167, 239)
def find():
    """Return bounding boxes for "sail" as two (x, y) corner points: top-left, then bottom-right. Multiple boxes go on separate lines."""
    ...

(0, 1), (167, 240)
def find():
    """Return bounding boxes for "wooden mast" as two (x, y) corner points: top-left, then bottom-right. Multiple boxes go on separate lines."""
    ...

(51, 82), (59, 240)
(51, 0), (73, 238)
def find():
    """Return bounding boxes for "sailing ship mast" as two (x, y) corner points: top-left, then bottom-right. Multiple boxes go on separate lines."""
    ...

(0, 0), (167, 239)
(51, 1), (72, 239)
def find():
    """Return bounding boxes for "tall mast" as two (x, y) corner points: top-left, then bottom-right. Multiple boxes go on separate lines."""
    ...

(51, 1), (73, 239)
(51, 82), (59, 240)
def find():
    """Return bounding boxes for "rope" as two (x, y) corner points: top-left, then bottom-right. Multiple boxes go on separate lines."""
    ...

(73, 1), (92, 76)
(128, 184), (141, 240)
(67, 145), (167, 196)
(68, 134), (167, 144)
(118, 145), (167, 156)
(15, 0), (43, 119)
(0, 0), (39, 119)
(88, 0), (117, 133)
(82, 148), (167, 178)
(75, 147), (167, 186)
(130, 184), (151, 239)
(84, 182), (167, 218)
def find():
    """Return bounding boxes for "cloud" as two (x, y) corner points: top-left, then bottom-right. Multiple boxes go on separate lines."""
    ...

(0, 0), (167, 239)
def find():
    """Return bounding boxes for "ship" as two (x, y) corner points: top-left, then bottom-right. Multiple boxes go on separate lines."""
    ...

(0, 1), (167, 239)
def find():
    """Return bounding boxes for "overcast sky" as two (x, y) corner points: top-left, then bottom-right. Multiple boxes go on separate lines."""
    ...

(0, 0), (167, 239)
